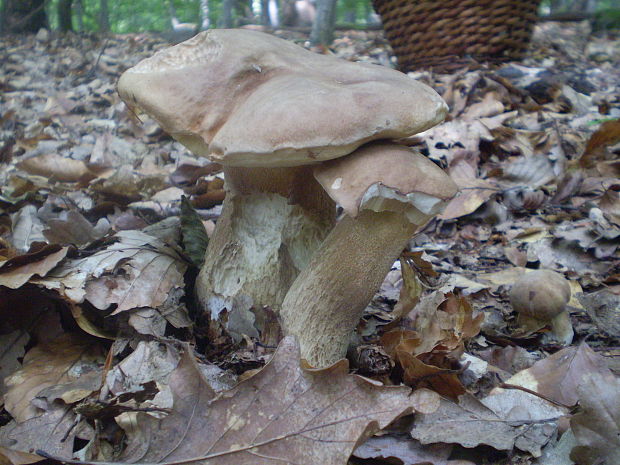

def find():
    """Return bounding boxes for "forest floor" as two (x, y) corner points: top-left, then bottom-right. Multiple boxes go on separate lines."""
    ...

(0, 20), (619, 465)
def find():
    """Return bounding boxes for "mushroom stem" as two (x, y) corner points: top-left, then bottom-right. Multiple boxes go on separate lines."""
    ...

(196, 166), (335, 325)
(517, 312), (574, 345)
(280, 209), (419, 367)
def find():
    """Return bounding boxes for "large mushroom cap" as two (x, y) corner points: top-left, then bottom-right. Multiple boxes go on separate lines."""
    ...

(118, 29), (448, 167)
(314, 142), (458, 224)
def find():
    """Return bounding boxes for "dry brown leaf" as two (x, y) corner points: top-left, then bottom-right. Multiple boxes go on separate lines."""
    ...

(3, 334), (105, 423)
(17, 153), (94, 182)
(579, 119), (620, 169)
(397, 351), (466, 399)
(411, 390), (565, 456)
(353, 434), (454, 465)
(409, 291), (482, 355)
(392, 255), (424, 321)
(33, 230), (187, 316)
(0, 245), (68, 289)
(440, 151), (497, 220)
(570, 371), (620, 465)
(578, 290), (620, 338)
(0, 403), (87, 459)
(9, 205), (46, 252)
(0, 331), (29, 405)
(497, 344), (611, 406)
(0, 446), (44, 465)
(598, 185), (620, 225)
(117, 337), (414, 465)
(43, 211), (108, 246)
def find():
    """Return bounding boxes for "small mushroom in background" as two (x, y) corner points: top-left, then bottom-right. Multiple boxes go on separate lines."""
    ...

(117, 29), (449, 334)
(509, 269), (573, 345)
(280, 142), (458, 367)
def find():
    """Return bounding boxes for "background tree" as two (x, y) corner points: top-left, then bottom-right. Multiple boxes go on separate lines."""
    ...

(0, 0), (48, 33)
(311, 0), (337, 45)
(99, 0), (110, 32)
(58, 0), (74, 31)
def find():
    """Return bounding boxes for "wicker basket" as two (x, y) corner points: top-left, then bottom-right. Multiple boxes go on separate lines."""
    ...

(372, 0), (541, 72)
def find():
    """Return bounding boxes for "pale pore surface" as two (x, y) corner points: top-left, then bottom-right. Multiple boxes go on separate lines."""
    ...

(118, 29), (447, 167)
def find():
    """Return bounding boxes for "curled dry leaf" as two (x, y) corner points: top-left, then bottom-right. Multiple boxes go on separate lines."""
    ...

(497, 344), (611, 406)
(17, 153), (95, 183)
(33, 230), (187, 316)
(3, 333), (105, 423)
(440, 153), (498, 220)
(115, 337), (414, 465)
(353, 434), (454, 465)
(382, 292), (482, 398)
(570, 371), (620, 465)
(411, 390), (566, 457)
(0, 245), (68, 289)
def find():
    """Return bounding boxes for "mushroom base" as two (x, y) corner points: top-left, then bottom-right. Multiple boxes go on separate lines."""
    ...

(517, 312), (574, 346)
(196, 166), (335, 337)
(280, 210), (420, 368)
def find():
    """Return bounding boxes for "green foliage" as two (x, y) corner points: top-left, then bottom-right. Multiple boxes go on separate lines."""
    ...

(593, 8), (620, 31)
(20, 0), (377, 34)
(180, 196), (210, 269)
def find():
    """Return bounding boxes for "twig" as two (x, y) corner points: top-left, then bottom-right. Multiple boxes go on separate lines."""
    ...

(499, 383), (573, 409)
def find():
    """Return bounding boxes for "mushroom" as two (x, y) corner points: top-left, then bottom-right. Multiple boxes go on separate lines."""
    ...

(509, 269), (573, 345)
(117, 29), (448, 328)
(280, 142), (458, 367)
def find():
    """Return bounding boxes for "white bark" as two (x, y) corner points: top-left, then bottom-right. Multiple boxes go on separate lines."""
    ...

(199, 0), (210, 30)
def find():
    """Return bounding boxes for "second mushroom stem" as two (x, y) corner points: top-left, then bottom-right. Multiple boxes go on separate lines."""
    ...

(279, 209), (420, 368)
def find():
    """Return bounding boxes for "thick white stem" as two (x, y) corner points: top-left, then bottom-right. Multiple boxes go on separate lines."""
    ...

(196, 166), (335, 330)
(280, 210), (419, 367)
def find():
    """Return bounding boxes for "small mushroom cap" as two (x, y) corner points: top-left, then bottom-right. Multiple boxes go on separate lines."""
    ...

(313, 142), (458, 224)
(117, 29), (447, 167)
(510, 270), (571, 320)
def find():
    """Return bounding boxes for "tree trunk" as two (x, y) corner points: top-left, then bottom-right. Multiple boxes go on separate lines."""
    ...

(260, 0), (270, 25)
(199, 0), (210, 30)
(75, 0), (84, 31)
(1, 0), (48, 34)
(310, 0), (337, 45)
(58, 0), (73, 32)
(220, 0), (234, 27)
(268, 0), (279, 26)
(99, 0), (110, 32)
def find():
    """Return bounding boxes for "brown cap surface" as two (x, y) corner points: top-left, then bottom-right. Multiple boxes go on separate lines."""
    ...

(313, 142), (458, 223)
(118, 29), (447, 167)
(510, 270), (571, 320)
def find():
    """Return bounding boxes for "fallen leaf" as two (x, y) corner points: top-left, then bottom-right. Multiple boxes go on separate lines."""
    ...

(411, 390), (565, 456)
(0, 446), (44, 465)
(578, 290), (620, 337)
(180, 196), (209, 268)
(497, 344), (611, 406)
(0, 245), (68, 289)
(570, 371), (620, 465)
(353, 434), (453, 465)
(43, 210), (108, 246)
(117, 337), (414, 465)
(579, 119), (620, 168)
(0, 331), (29, 404)
(34, 230), (187, 316)
(17, 153), (94, 182)
(3, 334), (105, 423)
(440, 151), (497, 220)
